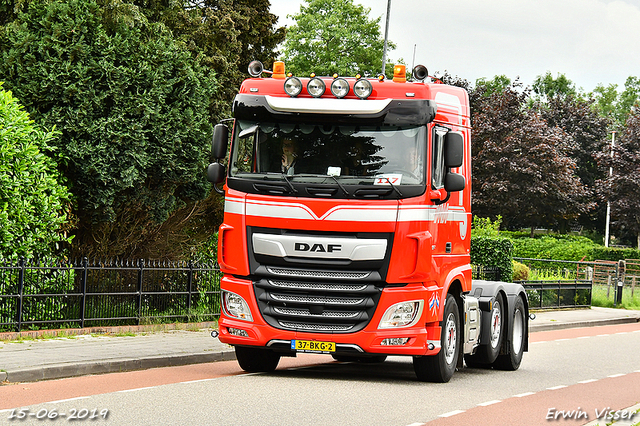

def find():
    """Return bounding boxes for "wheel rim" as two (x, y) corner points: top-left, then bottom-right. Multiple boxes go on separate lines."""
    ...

(490, 301), (501, 349)
(444, 312), (457, 364)
(512, 308), (524, 354)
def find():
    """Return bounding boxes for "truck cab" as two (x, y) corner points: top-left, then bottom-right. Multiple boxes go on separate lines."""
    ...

(208, 61), (529, 382)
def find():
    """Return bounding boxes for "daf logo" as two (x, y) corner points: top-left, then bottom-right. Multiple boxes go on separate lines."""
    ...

(294, 242), (342, 253)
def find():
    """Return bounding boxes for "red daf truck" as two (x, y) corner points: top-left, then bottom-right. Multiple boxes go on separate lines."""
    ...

(207, 60), (530, 382)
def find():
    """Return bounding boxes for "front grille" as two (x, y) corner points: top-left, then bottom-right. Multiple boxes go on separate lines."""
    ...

(266, 267), (371, 280)
(254, 269), (382, 334)
(278, 321), (355, 332)
(249, 228), (392, 334)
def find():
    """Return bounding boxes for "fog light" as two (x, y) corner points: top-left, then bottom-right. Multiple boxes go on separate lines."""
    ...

(353, 79), (372, 99)
(307, 77), (326, 97)
(284, 76), (302, 97)
(378, 300), (423, 329)
(331, 78), (350, 98)
(381, 338), (410, 346)
(227, 327), (249, 337)
(222, 291), (253, 322)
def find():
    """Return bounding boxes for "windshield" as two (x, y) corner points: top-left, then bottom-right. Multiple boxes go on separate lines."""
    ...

(229, 120), (426, 186)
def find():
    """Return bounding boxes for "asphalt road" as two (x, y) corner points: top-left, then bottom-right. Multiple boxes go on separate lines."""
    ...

(1, 322), (639, 426)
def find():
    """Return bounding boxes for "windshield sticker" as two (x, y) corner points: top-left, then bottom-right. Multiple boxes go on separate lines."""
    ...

(374, 174), (403, 185)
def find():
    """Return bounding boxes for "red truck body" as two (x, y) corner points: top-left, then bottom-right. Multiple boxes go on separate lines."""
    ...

(208, 62), (528, 382)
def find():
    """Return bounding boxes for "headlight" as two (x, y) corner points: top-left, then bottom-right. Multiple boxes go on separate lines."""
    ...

(284, 76), (302, 97)
(378, 300), (423, 329)
(307, 77), (326, 97)
(331, 78), (350, 98)
(353, 79), (373, 99)
(222, 291), (253, 322)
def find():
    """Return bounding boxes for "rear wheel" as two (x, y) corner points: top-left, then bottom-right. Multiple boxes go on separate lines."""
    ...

(464, 293), (504, 367)
(235, 346), (281, 372)
(413, 294), (459, 382)
(494, 296), (526, 371)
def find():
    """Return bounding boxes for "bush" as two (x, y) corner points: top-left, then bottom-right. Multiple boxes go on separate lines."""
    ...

(512, 261), (530, 281)
(470, 236), (514, 282)
(0, 0), (217, 258)
(0, 83), (71, 258)
(471, 216), (514, 282)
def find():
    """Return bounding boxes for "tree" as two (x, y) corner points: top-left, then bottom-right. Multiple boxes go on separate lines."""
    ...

(0, 83), (71, 258)
(598, 111), (640, 249)
(281, 0), (394, 77)
(471, 81), (591, 235)
(592, 77), (640, 130)
(532, 71), (577, 100)
(132, 0), (285, 120)
(538, 94), (610, 232)
(0, 0), (217, 258)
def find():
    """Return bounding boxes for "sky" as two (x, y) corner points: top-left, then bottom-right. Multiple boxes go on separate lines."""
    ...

(268, 0), (640, 93)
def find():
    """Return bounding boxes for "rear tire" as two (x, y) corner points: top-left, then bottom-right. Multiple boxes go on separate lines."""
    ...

(413, 294), (459, 382)
(235, 346), (281, 372)
(464, 293), (504, 367)
(494, 296), (526, 371)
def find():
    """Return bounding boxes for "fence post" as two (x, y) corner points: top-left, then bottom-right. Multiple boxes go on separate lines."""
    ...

(616, 260), (625, 306)
(15, 257), (26, 332)
(80, 257), (88, 328)
(187, 261), (194, 312)
(136, 259), (144, 325)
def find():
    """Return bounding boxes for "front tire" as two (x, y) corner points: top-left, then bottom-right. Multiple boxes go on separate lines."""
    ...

(413, 294), (459, 382)
(494, 296), (526, 371)
(235, 346), (281, 372)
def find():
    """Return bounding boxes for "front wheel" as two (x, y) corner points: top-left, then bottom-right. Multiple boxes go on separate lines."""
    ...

(494, 296), (526, 371)
(413, 294), (459, 382)
(235, 346), (281, 373)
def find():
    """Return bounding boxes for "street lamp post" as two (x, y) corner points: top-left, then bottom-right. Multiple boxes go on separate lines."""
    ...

(604, 131), (616, 248)
(381, 0), (391, 75)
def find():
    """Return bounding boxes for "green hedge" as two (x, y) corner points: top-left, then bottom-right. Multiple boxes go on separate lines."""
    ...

(470, 236), (514, 282)
(507, 234), (640, 262)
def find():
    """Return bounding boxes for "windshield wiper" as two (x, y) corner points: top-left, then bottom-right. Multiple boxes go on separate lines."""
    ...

(296, 174), (351, 197)
(262, 172), (298, 194)
(378, 176), (404, 197)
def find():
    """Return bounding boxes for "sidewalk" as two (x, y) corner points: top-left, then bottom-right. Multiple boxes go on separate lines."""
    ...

(1, 307), (639, 384)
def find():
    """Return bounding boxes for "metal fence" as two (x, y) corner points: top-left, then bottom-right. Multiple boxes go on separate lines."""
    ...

(514, 257), (639, 308)
(0, 258), (222, 332)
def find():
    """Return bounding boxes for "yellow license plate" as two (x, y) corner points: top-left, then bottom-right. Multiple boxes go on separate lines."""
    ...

(291, 339), (336, 353)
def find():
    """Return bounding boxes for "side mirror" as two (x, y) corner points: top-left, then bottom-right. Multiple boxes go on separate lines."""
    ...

(211, 124), (229, 159)
(444, 132), (464, 168)
(444, 172), (465, 192)
(207, 162), (226, 184)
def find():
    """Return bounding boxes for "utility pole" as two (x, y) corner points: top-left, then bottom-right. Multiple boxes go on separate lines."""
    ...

(381, 0), (391, 75)
(604, 131), (616, 248)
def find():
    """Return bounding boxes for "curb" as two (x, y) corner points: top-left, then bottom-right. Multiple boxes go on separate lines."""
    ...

(530, 316), (640, 332)
(4, 350), (236, 383)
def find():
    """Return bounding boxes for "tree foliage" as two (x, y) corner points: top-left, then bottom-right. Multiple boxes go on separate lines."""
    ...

(132, 0), (285, 119)
(0, 0), (217, 258)
(471, 80), (592, 234)
(0, 83), (71, 258)
(281, 0), (393, 77)
(598, 111), (640, 248)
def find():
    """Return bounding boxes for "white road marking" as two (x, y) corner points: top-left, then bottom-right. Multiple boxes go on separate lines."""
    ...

(478, 400), (502, 407)
(438, 410), (465, 418)
(547, 385), (568, 390)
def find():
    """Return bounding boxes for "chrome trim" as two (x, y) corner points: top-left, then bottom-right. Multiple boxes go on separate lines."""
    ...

(266, 267), (370, 280)
(252, 233), (387, 261)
